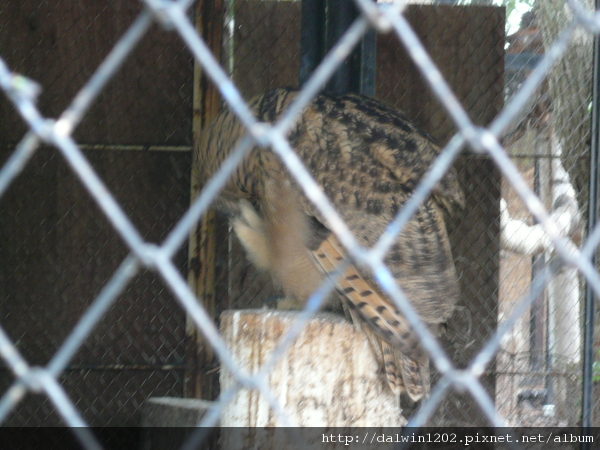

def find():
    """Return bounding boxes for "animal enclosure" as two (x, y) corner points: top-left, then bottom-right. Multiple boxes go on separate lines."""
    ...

(0, 0), (598, 446)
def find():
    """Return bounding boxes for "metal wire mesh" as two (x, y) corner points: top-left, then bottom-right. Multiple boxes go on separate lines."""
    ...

(0, 0), (598, 447)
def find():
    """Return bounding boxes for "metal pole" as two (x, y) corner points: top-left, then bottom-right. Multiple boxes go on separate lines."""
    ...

(325, 0), (359, 94)
(300, 0), (326, 87)
(582, 0), (600, 443)
(300, 0), (376, 96)
(359, 29), (376, 96)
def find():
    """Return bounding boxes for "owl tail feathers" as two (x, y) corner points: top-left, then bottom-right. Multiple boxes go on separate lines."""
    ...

(369, 333), (430, 402)
(310, 233), (431, 401)
(310, 234), (422, 359)
(398, 349), (430, 402)
(381, 341), (403, 395)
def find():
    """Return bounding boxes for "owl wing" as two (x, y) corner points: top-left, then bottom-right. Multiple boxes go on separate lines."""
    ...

(289, 91), (462, 320)
(284, 91), (463, 399)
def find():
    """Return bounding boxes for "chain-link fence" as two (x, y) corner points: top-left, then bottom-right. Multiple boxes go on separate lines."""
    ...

(0, 0), (598, 447)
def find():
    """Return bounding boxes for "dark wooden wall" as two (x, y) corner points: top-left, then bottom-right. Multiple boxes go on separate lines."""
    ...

(0, 1), (193, 426)
(232, 0), (302, 100)
(0, 2), (193, 146)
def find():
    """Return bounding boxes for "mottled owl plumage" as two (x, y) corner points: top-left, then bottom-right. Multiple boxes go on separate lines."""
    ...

(196, 88), (463, 403)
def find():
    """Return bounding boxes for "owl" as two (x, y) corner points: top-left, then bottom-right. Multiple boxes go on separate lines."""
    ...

(195, 87), (463, 405)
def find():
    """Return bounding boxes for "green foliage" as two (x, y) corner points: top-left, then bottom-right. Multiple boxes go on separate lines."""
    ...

(593, 348), (600, 382)
(454, 0), (535, 34)
(504, 0), (535, 17)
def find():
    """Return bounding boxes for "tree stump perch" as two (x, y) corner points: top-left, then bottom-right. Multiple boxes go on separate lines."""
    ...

(219, 310), (406, 428)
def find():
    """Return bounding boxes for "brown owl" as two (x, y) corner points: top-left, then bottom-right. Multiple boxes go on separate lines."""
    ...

(195, 87), (463, 405)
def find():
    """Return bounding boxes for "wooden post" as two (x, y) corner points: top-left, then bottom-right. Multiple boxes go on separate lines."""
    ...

(219, 310), (406, 429)
(185, 0), (226, 400)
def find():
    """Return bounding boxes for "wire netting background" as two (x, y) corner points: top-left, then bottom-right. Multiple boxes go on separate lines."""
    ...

(0, 0), (597, 444)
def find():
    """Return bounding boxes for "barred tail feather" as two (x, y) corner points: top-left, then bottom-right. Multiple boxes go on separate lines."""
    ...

(398, 350), (429, 401)
(311, 234), (418, 357)
(310, 233), (430, 399)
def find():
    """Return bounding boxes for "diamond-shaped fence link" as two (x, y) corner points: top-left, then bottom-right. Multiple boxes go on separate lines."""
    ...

(0, 0), (599, 447)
